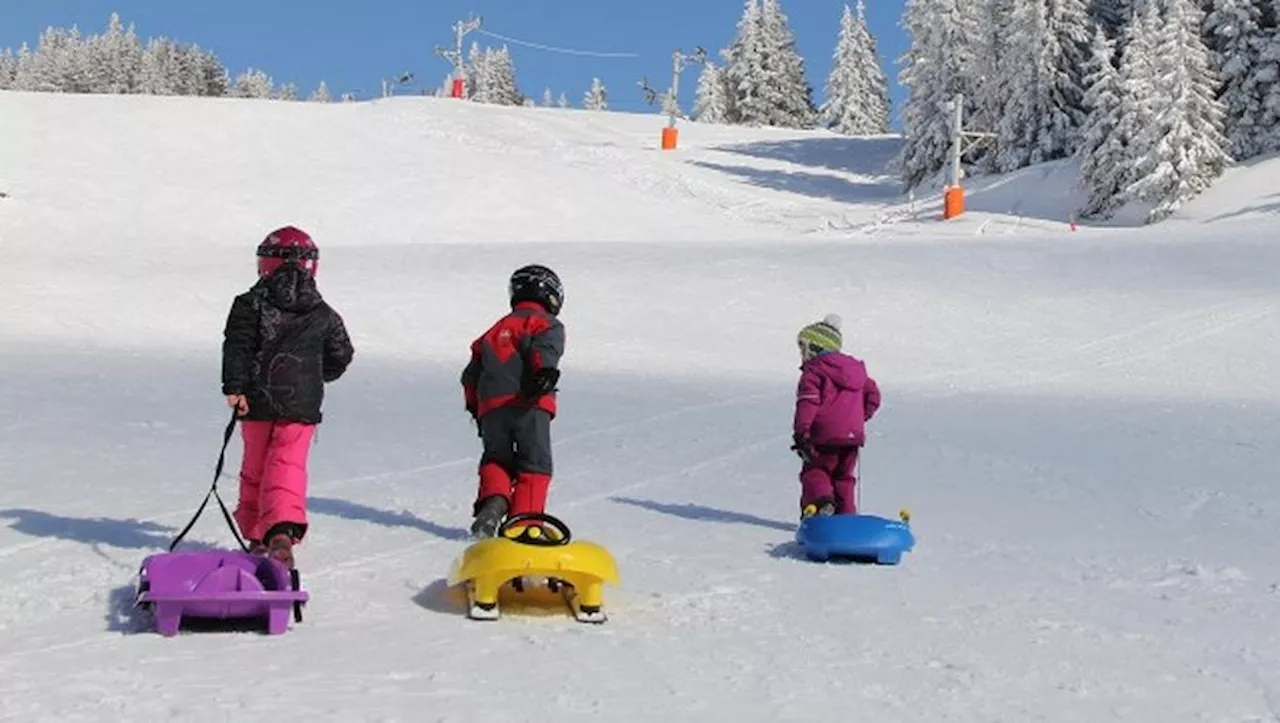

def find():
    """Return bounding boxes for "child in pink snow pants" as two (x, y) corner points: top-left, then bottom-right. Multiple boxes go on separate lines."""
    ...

(791, 314), (880, 518)
(221, 225), (354, 568)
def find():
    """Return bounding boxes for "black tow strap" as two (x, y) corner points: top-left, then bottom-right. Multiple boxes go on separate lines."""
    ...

(168, 410), (250, 553)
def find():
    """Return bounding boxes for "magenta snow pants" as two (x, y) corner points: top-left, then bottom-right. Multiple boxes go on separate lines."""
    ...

(799, 446), (859, 514)
(234, 420), (315, 543)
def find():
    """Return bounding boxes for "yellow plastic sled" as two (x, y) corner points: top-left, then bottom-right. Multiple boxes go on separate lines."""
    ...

(446, 513), (619, 623)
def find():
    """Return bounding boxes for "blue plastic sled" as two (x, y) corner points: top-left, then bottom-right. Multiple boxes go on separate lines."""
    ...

(795, 512), (915, 564)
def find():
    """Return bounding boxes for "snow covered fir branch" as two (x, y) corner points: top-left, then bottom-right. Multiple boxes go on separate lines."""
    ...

(900, 0), (1280, 223)
(0, 13), (341, 102)
(688, 0), (891, 134)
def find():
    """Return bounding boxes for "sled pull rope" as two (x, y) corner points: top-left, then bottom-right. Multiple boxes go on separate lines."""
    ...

(855, 446), (862, 512)
(168, 410), (250, 553)
(292, 569), (303, 623)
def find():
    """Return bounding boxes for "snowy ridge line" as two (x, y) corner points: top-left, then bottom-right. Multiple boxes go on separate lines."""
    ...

(475, 29), (640, 58)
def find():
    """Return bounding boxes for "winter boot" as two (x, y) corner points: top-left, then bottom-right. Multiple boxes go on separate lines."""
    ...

(470, 495), (509, 539)
(262, 522), (303, 570)
(266, 533), (295, 569)
(801, 499), (836, 519)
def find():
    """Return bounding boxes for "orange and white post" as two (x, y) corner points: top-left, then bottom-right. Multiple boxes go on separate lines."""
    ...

(943, 93), (965, 220)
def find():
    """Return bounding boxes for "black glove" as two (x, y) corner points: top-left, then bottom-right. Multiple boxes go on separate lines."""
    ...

(521, 368), (560, 399)
(790, 433), (813, 463)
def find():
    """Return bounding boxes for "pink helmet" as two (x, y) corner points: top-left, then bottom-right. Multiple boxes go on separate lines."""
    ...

(257, 225), (319, 277)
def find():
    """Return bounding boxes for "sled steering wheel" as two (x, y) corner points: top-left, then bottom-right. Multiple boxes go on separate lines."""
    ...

(498, 513), (572, 546)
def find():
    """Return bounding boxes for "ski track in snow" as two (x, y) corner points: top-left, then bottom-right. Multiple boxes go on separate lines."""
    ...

(2, 91), (1279, 722)
(0, 391), (772, 562)
(915, 294), (1277, 394)
(0, 423), (779, 663)
(0, 390), (779, 643)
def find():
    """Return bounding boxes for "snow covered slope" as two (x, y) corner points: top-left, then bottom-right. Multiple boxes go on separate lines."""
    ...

(1, 90), (1278, 722)
(1175, 150), (1280, 226)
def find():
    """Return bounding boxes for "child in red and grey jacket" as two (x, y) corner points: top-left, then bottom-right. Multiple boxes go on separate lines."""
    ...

(460, 264), (566, 538)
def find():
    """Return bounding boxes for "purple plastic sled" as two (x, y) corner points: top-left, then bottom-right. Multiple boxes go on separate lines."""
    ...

(135, 550), (308, 636)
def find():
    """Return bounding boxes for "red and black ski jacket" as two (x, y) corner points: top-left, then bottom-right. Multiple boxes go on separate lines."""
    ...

(461, 301), (565, 419)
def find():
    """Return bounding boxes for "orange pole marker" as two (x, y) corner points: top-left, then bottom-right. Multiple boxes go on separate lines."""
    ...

(661, 126), (678, 150)
(943, 186), (965, 219)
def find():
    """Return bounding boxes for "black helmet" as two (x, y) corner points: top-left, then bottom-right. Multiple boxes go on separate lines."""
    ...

(509, 264), (563, 315)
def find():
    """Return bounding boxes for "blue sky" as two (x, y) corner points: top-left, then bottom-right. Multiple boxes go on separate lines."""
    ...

(0, 1), (909, 127)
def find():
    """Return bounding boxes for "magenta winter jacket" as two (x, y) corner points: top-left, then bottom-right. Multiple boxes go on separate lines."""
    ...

(793, 351), (881, 447)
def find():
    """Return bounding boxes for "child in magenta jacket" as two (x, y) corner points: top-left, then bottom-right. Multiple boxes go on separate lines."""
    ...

(791, 314), (880, 518)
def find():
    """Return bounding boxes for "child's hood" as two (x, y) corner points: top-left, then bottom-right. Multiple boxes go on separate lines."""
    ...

(256, 265), (323, 313)
(806, 352), (868, 390)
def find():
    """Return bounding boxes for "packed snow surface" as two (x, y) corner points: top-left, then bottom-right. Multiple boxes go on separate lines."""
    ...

(1, 91), (1278, 722)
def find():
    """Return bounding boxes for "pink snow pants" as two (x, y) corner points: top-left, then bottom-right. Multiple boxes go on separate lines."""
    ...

(799, 446), (859, 514)
(234, 420), (315, 543)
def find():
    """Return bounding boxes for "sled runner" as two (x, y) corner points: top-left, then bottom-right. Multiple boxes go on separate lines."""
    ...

(447, 513), (618, 623)
(795, 509), (915, 564)
(134, 411), (308, 635)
